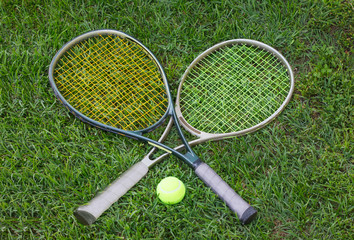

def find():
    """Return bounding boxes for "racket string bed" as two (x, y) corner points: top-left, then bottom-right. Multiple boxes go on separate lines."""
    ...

(180, 44), (290, 134)
(53, 34), (168, 131)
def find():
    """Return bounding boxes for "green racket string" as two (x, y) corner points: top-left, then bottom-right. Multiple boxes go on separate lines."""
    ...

(180, 43), (291, 134)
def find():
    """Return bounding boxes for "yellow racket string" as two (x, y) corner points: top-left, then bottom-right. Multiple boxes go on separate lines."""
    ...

(53, 34), (168, 131)
(180, 44), (291, 134)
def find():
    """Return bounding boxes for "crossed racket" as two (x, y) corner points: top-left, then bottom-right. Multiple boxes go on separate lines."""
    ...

(48, 30), (294, 225)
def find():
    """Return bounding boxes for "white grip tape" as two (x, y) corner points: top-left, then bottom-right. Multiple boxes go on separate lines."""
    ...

(75, 162), (149, 225)
(195, 162), (255, 223)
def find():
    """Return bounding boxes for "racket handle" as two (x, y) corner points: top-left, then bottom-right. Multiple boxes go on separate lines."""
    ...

(195, 162), (257, 224)
(74, 162), (149, 225)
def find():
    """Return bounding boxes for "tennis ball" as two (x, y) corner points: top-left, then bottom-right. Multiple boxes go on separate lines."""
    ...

(156, 177), (186, 204)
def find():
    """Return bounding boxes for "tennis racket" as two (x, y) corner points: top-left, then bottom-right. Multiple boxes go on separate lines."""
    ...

(48, 30), (294, 225)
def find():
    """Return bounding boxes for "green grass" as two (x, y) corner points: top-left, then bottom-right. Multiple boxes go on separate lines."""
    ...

(0, 0), (352, 239)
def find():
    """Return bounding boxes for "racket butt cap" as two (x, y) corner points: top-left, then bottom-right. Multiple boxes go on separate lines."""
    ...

(74, 210), (97, 225)
(240, 206), (257, 224)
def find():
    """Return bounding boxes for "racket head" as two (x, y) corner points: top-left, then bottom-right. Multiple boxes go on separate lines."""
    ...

(49, 29), (171, 134)
(176, 39), (294, 141)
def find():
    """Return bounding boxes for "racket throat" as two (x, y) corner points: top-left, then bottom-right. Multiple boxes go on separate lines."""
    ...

(183, 152), (202, 169)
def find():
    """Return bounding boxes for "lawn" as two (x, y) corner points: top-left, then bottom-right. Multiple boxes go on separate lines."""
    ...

(0, 0), (352, 239)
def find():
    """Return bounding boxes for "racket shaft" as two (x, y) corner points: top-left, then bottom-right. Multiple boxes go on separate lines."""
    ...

(195, 163), (257, 224)
(74, 162), (149, 225)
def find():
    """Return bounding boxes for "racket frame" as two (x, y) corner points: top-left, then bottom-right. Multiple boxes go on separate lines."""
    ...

(48, 29), (199, 168)
(175, 39), (295, 141)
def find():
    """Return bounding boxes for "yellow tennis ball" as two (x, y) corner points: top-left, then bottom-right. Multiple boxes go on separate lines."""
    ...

(156, 177), (186, 204)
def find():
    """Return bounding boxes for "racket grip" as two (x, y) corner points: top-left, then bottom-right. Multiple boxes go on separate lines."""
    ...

(74, 162), (149, 225)
(195, 162), (257, 224)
